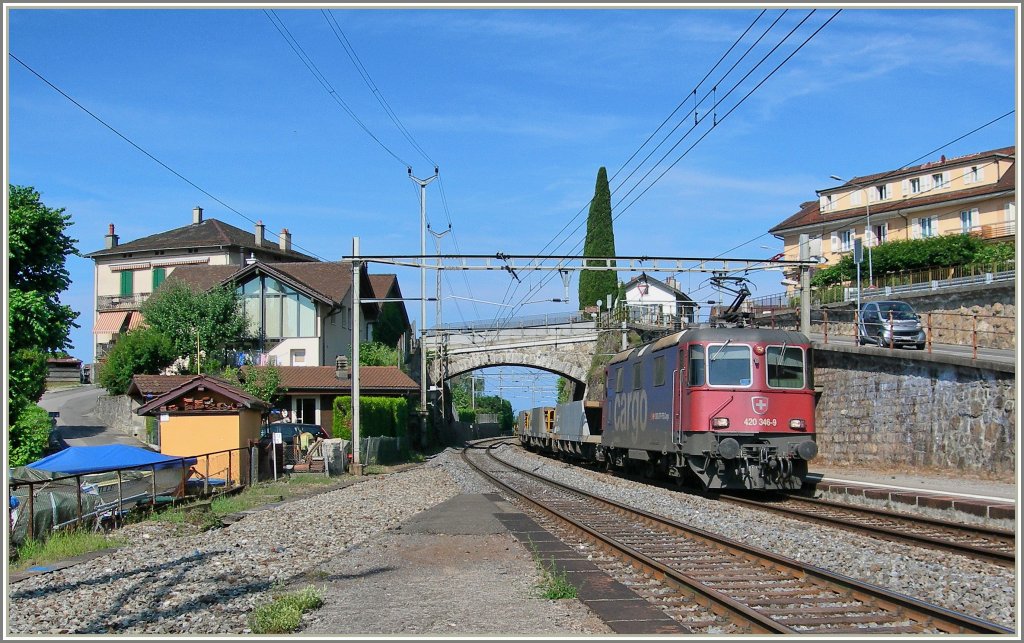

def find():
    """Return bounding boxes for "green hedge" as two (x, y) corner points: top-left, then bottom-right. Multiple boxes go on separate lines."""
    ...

(811, 236), (1014, 288)
(332, 396), (409, 441)
(458, 409), (477, 423)
(9, 404), (52, 467)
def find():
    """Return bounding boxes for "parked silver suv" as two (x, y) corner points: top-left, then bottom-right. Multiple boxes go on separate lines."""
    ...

(858, 300), (927, 349)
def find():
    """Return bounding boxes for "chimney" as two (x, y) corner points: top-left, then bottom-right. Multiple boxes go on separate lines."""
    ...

(335, 355), (350, 381)
(279, 228), (291, 252)
(666, 276), (677, 290)
(104, 223), (119, 249)
(940, 154), (946, 163)
(254, 220), (265, 247)
(192, 205), (203, 224)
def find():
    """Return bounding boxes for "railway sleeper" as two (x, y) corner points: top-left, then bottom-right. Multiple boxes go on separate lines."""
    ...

(777, 614), (913, 627)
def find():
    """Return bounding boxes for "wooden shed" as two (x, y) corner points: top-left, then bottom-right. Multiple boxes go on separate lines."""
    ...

(135, 375), (269, 486)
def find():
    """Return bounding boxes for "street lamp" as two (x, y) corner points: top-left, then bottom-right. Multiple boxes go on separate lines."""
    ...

(830, 175), (873, 287)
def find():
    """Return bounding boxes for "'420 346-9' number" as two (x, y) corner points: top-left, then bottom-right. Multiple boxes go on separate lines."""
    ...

(743, 417), (777, 427)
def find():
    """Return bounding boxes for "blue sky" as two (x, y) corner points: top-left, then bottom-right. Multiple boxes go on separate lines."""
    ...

(5, 5), (1018, 413)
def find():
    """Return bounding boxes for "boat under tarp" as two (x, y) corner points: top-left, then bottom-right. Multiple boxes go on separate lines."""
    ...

(9, 446), (198, 546)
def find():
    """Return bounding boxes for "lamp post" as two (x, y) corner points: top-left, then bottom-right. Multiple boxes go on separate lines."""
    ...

(830, 175), (873, 287)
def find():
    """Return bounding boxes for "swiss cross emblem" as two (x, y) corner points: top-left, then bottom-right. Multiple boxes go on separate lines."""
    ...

(752, 397), (769, 415)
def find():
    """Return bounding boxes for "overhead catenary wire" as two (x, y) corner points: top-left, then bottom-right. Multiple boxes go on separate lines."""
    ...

(702, 111), (1017, 292)
(498, 10), (841, 323)
(317, 9), (478, 325)
(264, 9), (411, 168)
(8, 52), (330, 263)
(497, 9), (777, 317)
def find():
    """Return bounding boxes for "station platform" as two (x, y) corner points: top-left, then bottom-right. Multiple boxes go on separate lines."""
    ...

(806, 465), (1017, 521)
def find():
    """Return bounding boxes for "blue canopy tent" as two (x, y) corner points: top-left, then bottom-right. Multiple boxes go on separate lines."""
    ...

(10, 447), (200, 545)
(26, 445), (197, 475)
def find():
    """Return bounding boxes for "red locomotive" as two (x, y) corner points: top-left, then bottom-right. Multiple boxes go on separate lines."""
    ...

(516, 325), (818, 491)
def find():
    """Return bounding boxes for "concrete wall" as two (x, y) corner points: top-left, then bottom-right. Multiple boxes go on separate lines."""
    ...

(94, 394), (148, 441)
(814, 283), (1015, 350)
(813, 348), (1015, 480)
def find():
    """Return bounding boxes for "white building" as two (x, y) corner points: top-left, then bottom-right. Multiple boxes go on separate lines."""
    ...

(621, 273), (698, 328)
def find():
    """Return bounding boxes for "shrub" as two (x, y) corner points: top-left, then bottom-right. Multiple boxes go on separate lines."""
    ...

(332, 396), (409, 440)
(98, 327), (176, 395)
(9, 403), (52, 467)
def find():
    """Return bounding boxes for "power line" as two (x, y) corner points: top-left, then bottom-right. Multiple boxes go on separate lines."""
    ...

(264, 9), (411, 168)
(500, 10), (840, 322)
(321, 8), (435, 167)
(8, 51), (329, 263)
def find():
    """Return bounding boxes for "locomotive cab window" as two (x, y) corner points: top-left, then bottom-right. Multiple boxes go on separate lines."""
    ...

(688, 345), (705, 386)
(614, 367), (624, 393)
(766, 345), (805, 389)
(707, 343), (752, 387)
(632, 362), (643, 390)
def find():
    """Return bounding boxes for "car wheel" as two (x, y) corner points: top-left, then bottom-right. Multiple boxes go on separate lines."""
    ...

(876, 333), (887, 347)
(915, 343), (925, 350)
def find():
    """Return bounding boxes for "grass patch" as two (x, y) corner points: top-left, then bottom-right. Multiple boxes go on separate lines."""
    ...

(151, 474), (343, 529)
(11, 528), (126, 572)
(526, 537), (578, 600)
(250, 585), (324, 634)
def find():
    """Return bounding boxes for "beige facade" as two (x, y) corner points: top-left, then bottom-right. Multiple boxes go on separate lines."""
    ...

(85, 207), (315, 364)
(771, 146), (1016, 278)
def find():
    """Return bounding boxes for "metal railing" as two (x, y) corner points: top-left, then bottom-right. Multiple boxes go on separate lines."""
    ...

(815, 261), (1015, 305)
(96, 293), (150, 311)
(809, 308), (1015, 354)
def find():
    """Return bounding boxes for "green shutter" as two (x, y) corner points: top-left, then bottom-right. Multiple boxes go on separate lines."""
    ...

(120, 270), (133, 296)
(152, 267), (166, 290)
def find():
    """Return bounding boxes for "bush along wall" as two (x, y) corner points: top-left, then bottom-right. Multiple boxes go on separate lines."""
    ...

(332, 396), (410, 441)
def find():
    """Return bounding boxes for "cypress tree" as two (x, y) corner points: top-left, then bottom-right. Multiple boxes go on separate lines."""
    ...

(578, 167), (617, 311)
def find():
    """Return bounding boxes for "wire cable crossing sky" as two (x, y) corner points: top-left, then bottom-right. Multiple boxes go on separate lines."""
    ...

(6, 5), (1017, 412)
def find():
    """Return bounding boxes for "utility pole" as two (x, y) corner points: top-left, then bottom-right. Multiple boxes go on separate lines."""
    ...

(428, 223), (451, 422)
(350, 236), (363, 476)
(410, 167), (439, 445)
(799, 233), (811, 336)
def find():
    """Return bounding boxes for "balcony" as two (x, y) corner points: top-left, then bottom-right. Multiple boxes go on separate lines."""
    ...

(97, 293), (150, 311)
(968, 221), (1016, 242)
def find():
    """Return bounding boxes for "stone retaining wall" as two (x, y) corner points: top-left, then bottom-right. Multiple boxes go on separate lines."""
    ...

(93, 394), (148, 442)
(813, 349), (1015, 480)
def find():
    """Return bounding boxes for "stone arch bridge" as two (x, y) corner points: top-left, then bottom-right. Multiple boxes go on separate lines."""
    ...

(423, 312), (601, 394)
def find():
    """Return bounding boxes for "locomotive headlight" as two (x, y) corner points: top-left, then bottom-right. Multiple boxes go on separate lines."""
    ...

(712, 417), (730, 428)
(789, 419), (807, 430)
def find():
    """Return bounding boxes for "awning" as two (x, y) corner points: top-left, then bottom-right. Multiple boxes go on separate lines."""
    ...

(109, 262), (151, 272)
(93, 310), (129, 334)
(152, 257), (210, 268)
(127, 311), (144, 330)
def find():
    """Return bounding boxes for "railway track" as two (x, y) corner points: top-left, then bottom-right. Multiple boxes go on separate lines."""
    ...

(722, 494), (1016, 567)
(463, 440), (1012, 635)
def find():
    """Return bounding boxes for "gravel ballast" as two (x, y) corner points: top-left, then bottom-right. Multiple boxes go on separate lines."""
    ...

(6, 445), (1017, 634)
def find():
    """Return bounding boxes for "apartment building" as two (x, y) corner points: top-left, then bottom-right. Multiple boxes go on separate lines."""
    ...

(770, 145), (1016, 278)
(84, 206), (317, 363)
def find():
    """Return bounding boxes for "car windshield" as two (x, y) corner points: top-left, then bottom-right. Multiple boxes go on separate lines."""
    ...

(877, 302), (917, 320)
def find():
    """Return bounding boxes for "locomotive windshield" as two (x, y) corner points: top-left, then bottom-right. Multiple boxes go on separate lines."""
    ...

(707, 343), (752, 387)
(766, 345), (805, 389)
